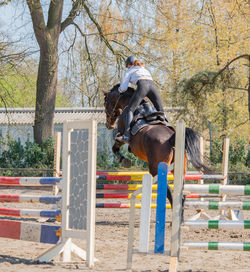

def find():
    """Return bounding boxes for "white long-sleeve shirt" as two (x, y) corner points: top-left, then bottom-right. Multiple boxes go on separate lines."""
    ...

(119, 65), (153, 93)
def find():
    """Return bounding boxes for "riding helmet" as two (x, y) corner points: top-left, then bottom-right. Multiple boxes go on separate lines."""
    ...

(125, 55), (137, 67)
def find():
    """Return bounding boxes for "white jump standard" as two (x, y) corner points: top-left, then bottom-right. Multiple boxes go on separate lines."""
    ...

(0, 120), (97, 268)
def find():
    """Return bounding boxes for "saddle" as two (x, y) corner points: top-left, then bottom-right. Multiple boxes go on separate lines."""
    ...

(129, 102), (173, 136)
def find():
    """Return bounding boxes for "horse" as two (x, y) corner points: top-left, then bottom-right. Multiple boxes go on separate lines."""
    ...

(102, 84), (212, 206)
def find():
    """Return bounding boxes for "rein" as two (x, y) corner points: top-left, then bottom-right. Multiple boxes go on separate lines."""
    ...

(106, 92), (122, 120)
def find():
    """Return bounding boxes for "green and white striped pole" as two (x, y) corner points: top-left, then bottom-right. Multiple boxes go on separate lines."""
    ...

(184, 184), (250, 195)
(183, 241), (250, 251)
(184, 220), (250, 229)
(185, 200), (250, 210)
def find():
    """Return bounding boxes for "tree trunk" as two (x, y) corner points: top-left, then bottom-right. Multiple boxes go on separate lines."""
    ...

(34, 39), (58, 145)
(26, 0), (64, 145)
(25, 0), (118, 144)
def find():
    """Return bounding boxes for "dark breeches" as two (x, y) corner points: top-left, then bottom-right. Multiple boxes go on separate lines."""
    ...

(127, 79), (164, 113)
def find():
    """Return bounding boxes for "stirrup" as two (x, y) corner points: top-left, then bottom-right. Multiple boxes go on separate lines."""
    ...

(116, 134), (130, 144)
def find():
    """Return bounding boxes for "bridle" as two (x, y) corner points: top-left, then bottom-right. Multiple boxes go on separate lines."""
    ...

(105, 91), (122, 122)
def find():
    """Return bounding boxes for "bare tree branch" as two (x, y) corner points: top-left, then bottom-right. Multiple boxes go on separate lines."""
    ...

(82, 1), (122, 59)
(235, 119), (250, 128)
(60, 0), (83, 32)
(111, 39), (133, 53)
(0, 0), (11, 6)
(213, 54), (250, 82)
(225, 86), (247, 91)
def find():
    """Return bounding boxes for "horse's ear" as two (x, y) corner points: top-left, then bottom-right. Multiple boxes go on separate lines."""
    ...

(102, 90), (108, 96)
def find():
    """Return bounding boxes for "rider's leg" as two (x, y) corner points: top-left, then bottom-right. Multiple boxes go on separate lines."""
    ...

(147, 81), (168, 121)
(121, 110), (133, 143)
(116, 84), (145, 143)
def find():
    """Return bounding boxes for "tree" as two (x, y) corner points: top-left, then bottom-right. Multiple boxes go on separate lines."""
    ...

(150, 1), (249, 136)
(3, 0), (248, 145)
(26, 0), (129, 144)
(25, 1), (88, 144)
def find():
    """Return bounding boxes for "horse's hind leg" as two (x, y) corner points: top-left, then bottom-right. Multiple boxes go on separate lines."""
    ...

(167, 185), (173, 207)
(112, 140), (131, 168)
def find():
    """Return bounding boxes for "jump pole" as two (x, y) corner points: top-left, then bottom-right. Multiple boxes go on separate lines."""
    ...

(0, 219), (61, 244)
(183, 241), (250, 251)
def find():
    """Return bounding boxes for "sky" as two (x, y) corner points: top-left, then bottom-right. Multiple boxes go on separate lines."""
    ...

(1, 1), (77, 56)
(0, 1), (81, 83)
(1, 2), (37, 51)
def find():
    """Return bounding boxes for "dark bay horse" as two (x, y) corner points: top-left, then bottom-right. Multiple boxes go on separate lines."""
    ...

(103, 84), (212, 205)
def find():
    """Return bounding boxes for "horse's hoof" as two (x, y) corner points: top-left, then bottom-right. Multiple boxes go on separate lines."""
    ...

(121, 158), (132, 168)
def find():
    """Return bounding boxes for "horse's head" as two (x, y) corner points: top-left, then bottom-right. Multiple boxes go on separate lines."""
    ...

(102, 84), (135, 129)
(102, 84), (123, 129)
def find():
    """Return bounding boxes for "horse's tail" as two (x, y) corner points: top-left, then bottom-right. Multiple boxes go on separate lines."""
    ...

(169, 127), (213, 174)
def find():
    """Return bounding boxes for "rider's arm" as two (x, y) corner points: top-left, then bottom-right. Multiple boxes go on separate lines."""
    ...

(118, 68), (132, 93)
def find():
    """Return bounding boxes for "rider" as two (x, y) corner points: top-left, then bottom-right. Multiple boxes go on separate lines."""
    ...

(117, 55), (167, 143)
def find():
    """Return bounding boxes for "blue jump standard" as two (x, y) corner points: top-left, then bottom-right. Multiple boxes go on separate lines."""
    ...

(154, 162), (168, 253)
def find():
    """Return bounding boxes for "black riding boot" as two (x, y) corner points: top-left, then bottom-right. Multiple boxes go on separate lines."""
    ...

(117, 110), (133, 144)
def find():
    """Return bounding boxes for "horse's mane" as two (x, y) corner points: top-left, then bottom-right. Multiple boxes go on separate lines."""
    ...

(111, 84), (135, 99)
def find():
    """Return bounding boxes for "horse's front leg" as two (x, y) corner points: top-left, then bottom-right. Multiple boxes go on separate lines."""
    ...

(112, 140), (132, 168)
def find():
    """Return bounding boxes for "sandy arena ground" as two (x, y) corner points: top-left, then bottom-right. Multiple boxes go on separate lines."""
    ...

(0, 187), (249, 272)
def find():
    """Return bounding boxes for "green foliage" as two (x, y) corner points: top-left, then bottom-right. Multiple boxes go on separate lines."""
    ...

(228, 162), (250, 185)
(97, 151), (120, 170)
(0, 68), (36, 108)
(55, 93), (72, 107)
(173, 67), (249, 142)
(97, 145), (148, 171)
(175, 71), (217, 103)
(209, 138), (250, 184)
(0, 63), (71, 108)
(246, 150), (250, 169)
(0, 137), (54, 176)
(210, 138), (249, 167)
(210, 139), (223, 164)
(120, 146), (148, 170)
(229, 139), (248, 165)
